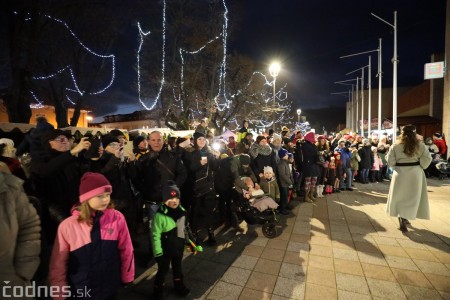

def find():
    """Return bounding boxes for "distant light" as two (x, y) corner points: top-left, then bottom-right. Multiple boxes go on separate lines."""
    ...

(86, 116), (93, 121)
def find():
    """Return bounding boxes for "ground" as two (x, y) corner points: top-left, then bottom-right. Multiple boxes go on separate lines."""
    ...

(120, 178), (450, 299)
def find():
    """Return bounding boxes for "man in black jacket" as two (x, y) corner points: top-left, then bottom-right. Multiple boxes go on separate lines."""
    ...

(134, 131), (187, 255)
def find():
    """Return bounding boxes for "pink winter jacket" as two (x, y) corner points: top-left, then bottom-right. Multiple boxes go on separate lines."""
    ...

(49, 208), (134, 299)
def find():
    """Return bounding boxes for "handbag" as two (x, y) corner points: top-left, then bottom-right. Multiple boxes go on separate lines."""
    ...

(356, 153), (361, 162)
(194, 165), (215, 197)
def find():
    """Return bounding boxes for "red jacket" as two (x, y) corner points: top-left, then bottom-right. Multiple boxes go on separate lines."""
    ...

(49, 208), (134, 299)
(434, 138), (447, 156)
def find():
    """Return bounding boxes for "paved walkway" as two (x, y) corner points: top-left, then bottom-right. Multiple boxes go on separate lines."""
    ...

(121, 178), (450, 299)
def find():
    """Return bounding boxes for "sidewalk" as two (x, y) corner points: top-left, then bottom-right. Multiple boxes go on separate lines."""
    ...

(120, 178), (450, 299)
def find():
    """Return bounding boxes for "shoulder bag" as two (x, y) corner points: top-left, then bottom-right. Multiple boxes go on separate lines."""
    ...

(194, 165), (215, 197)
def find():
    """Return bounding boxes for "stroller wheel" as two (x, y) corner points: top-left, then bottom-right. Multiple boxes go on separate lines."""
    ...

(262, 222), (278, 238)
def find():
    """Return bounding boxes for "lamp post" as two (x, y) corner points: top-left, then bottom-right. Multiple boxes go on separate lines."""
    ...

(269, 62), (280, 130)
(296, 108), (301, 125)
(372, 11), (397, 143)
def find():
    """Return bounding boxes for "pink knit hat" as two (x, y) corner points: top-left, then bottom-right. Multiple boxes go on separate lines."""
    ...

(304, 131), (315, 143)
(79, 172), (112, 202)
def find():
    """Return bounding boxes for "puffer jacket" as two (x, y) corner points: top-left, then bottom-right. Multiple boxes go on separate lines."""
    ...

(49, 208), (134, 300)
(0, 171), (41, 289)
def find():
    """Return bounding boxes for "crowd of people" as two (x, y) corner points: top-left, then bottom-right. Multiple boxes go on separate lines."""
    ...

(0, 116), (448, 299)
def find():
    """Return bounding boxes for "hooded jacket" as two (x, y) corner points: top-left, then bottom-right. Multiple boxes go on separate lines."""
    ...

(49, 208), (134, 300)
(0, 171), (41, 287)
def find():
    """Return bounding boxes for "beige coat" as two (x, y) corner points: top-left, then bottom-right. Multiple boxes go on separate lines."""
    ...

(386, 142), (432, 220)
(0, 169), (41, 289)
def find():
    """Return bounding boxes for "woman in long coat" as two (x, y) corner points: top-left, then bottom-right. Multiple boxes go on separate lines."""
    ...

(297, 132), (320, 202)
(386, 125), (432, 232)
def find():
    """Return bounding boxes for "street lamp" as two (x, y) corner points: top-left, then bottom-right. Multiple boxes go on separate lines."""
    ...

(296, 108), (301, 124)
(269, 62), (280, 130)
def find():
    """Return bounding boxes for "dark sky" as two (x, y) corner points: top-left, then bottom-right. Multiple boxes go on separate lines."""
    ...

(101, 0), (446, 128)
(229, 0), (446, 126)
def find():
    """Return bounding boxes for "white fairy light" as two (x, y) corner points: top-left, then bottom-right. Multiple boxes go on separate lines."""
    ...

(29, 13), (115, 97)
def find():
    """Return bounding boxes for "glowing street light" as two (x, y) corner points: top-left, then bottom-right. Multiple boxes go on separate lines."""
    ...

(269, 62), (280, 130)
(296, 108), (302, 124)
(86, 115), (93, 122)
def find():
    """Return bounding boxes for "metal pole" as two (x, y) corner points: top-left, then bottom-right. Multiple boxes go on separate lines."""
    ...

(368, 56), (372, 136)
(361, 69), (364, 137)
(393, 11), (398, 143)
(272, 77), (276, 130)
(351, 85), (355, 132)
(378, 38), (382, 134)
(356, 77), (359, 134)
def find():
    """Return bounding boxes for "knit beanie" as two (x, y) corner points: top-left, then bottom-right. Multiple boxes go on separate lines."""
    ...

(193, 131), (206, 142)
(239, 154), (251, 166)
(133, 136), (146, 148)
(263, 166), (273, 173)
(278, 148), (288, 159)
(79, 172), (112, 202)
(101, 134), (119, 148)
(304, 131), (315, 143)
(162, 180), (180, 202)
(110, 129), (124, 138)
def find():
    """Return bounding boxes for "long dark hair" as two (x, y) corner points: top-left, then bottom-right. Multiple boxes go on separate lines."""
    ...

(398, 124), (419, 157)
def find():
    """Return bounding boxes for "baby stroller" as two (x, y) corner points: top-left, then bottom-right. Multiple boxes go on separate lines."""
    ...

(435, 159), (450, 180)
(229, 190), (280, 238)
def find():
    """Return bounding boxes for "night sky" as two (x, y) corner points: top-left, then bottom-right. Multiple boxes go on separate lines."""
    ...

(103, 0), (446, 129)
(232, 0), (446, 126)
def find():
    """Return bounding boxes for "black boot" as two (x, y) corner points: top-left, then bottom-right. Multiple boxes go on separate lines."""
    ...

(398, 217), (408, 232)
(154, 284), (165, 300)
(206, 228), (217, 246)
(174, 279), (190, 297)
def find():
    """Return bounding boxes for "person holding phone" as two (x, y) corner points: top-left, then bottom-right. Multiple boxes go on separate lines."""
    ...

(91, 134), (138, 242)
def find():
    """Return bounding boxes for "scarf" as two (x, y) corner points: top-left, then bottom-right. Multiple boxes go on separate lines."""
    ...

(249, 143), (273, 158)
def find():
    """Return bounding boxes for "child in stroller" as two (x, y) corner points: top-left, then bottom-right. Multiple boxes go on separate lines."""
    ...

(230, 177), (280, 238)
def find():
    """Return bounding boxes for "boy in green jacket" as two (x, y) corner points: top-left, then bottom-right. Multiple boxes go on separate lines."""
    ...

(152, 181), (190, 299)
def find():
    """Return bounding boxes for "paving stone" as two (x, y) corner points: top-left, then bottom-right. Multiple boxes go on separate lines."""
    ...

(231, 255), (258, 270)
(260, 248), (286, 262)
(279, 262), (307, 280)
(378, 244), (409, 257)
(221, 266), (252, 286)
(357, 252), (388, 266)
(366, 278), (406, 299)
(272, 276), (305, 300)
(305, 283), (337, 300)
(424, 273), (450, 292)
(309, 244), (333, 257)
(306, 266), (336, 288)
(333, 248), (359, 261)
(391, 268), (433, 288)
(404, 248), (441, 261)
(401, 284), (444, 300)
(286, 241), (310, 252)
(308, 254), (334, 271)
(361, 263), (396, 282)
(266, 239), (289, 250)
(333, 259), (364, 276)
(254, 258), (282, 276)
(335, 273), (370, 294)
(242, 245), (264, 258)
(283, 250), (309, 266)
(384, 255), (419, 271)
(188, 260), (229, 284)
(245, 271), (277, 293)
(337, 290), (372, 300)
(413, 259), (450, 276)
(207, 281), (243, 300)
(238, 287), (272, 300)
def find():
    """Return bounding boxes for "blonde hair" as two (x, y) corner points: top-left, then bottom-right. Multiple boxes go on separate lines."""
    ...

(77, 201), (114, 224)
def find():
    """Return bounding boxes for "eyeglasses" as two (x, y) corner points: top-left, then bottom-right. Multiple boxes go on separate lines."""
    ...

(52, 136), (69, 143)
(107, 142), (120, 148)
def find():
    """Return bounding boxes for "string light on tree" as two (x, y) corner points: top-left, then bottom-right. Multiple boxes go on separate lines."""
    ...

(28, 13), (116, 97)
